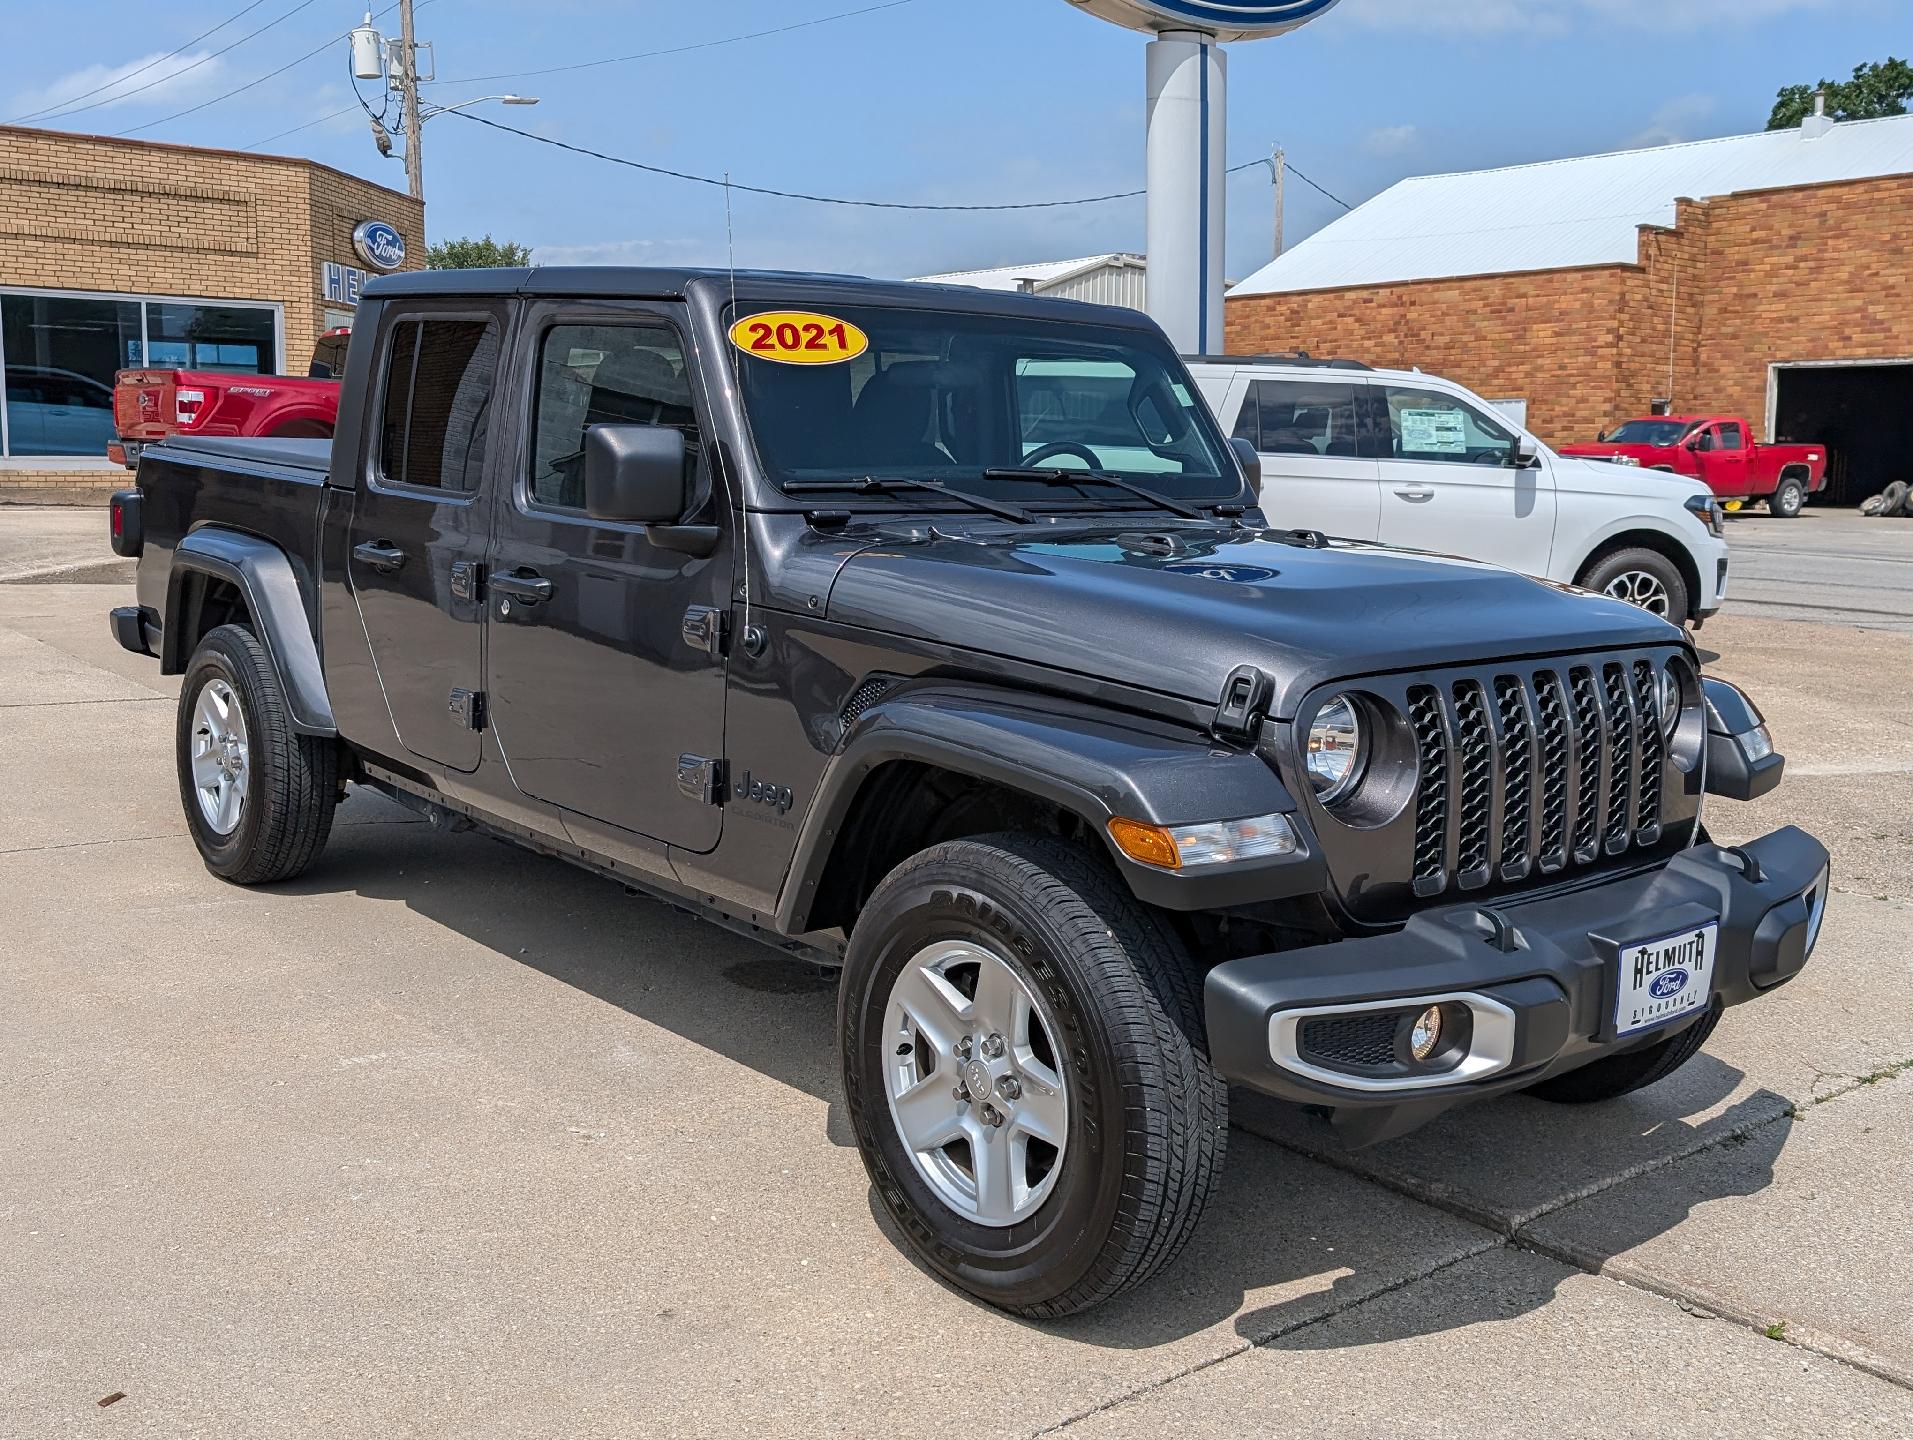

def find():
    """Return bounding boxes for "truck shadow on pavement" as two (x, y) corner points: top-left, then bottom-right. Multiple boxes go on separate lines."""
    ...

(284, 800), (1791, 1351)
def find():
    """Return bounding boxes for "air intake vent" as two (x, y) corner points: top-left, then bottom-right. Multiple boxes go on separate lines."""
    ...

(839, 677), (896, 728)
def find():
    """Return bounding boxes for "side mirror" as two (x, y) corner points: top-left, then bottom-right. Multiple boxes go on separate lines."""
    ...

(585, 425), (688, 524)
(1228, 435), (1263, 499)
(1596, 429), (1610, 443)
(1510, 435), (1540, 468)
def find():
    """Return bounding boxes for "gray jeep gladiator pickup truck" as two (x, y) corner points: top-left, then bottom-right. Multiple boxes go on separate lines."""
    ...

(108, 267), (1829, 1318)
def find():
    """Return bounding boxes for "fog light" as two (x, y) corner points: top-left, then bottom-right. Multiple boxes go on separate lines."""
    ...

(1409, 1005), (1444, 1062)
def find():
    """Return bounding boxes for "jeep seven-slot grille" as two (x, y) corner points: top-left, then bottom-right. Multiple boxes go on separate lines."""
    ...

(1406, 659), (1671, 899)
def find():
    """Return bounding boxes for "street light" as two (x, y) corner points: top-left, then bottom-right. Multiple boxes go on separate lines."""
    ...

(419, 94), (540, 122)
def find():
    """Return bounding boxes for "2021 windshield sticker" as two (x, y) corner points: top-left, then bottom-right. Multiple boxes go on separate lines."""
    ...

(729, 311), (870, 366)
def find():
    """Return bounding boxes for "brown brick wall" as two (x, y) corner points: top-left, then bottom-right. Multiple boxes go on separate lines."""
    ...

(1225, 169), (1913, 449)
(0, 124), (423, 502)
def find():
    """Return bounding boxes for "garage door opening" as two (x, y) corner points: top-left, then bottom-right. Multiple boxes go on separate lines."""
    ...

(1773, 362), (1913, 506)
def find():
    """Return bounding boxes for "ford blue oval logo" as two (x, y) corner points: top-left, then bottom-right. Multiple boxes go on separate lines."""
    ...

(1649, 970), (1690, 1000)
(352, 220), (407, 272)
(1068, 0), (1344, 39)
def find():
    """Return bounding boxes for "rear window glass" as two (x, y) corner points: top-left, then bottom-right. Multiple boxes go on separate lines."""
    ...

(376, 318), (499, 492)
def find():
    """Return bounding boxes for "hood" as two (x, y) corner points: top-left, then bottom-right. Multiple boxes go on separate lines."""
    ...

(1559, 442), (1668, 463)
(1551, 453), (1703, 500)
(826, 526), (1682, 718)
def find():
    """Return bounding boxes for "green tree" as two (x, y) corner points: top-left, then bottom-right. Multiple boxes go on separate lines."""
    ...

(1768, 57), (1913, 130)
(426, 234), (534, 269)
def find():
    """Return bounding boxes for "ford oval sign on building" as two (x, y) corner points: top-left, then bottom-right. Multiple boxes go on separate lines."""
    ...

(1064, 0), (1343, 353)
(1068, 0), (1342, 42)
(352, 220), (407, 272)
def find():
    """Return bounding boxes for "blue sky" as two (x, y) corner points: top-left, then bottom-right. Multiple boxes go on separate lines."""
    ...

(4, 0), (1906, 281)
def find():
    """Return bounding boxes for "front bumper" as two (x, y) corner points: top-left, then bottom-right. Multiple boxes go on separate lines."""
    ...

(1205, 826), (1828, 1133)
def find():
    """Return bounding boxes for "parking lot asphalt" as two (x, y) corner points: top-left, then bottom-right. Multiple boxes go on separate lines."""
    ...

(1720, 507), (1913, 633)
(2, 536), (1911, 1436)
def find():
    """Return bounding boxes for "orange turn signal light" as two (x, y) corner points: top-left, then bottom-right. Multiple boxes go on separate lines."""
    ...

(1107, 817), (1181, 870)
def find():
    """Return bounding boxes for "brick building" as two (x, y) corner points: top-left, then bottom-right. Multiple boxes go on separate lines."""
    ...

(0, 125), (423, 504)
(1226, 113), (1913, 503)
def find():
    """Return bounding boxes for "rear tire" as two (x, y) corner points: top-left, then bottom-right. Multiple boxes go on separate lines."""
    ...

(1525, 1004), (1722, 1104)
(1579, 547), (1690, 626)
(1769, 477), (1806, 518)
(176, 624), (338, 884)
(839, 833), (1225, 1318)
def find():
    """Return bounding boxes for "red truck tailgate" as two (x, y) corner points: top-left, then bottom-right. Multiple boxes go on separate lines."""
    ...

(114, 370), (182, 441)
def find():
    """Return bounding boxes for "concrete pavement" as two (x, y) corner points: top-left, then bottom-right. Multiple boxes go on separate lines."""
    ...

(2, 579), (1910, 1437)
(1721, 507), (1912, 633)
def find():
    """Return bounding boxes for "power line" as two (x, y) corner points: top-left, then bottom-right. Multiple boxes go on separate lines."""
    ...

(244, 102), (358, 152)
(22, 0), (325, 128)
(445, 108), (1270, 211)
(115, 0), (421, 139)
(5, 0), (275, 124)
(425, 0), (924, 87)
(1286, 161), (1351, 211)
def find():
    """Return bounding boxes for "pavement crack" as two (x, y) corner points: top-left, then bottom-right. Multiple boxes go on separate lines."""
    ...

(0, 695), (169, 709)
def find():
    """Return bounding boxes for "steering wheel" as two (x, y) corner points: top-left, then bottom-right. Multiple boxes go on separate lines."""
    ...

(1021, 441), (1106, 469)
(1470, 450), (1510, 466)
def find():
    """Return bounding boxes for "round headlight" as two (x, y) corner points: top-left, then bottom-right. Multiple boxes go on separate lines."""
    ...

(1657, 668), (1681, 738)
(1306, 695), (1366, 804)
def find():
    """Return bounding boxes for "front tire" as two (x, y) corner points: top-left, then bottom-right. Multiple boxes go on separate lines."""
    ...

(839, 834), (1225, 1318)
(1580, 547), (1691, 625)
(177, 624), (338, 884)
(1769, 477), (1806, 518)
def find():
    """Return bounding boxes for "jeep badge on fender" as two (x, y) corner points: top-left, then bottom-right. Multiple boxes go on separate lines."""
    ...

(111, 264), (1829, 1321)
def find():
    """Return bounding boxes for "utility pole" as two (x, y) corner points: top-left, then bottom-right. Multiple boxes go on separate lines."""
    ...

(1272, 144), (1287, 260)
(397, 0), (424, 201)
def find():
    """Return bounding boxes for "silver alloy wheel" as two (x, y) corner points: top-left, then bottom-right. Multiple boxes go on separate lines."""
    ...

(190, 677), (250, 835)
(1604, 569), (1671, 617)
(882, 939), (1071, 1228)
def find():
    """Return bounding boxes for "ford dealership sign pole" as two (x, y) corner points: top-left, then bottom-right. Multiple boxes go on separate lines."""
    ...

(1066, 2), (1343, 354)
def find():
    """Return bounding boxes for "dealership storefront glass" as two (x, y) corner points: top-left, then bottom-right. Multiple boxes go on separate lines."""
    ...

(0, 290), (280, 458)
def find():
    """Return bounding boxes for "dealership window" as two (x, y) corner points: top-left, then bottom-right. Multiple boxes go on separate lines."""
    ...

(0, 289), (281, 459)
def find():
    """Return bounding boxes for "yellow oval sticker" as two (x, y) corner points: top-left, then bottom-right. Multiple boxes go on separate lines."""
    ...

(729, 311), (869, 366)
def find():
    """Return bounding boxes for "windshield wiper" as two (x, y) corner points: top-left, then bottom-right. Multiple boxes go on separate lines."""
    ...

(982, 467), (1205, 521)
(781, 476), (1033, 524)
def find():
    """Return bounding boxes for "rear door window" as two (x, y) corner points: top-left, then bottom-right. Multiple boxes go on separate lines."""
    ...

(376, 317), (500, 492)
(1239, 379), (1368, 458)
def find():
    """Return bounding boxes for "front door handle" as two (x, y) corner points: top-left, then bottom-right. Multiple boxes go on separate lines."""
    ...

(1394, 485), (1435, 502)
(491, 570), (555, 605)
(352, 539), (406, 572)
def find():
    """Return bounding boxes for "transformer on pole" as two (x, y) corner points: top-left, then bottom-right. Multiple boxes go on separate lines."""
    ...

(1064, 1), (1344, 353)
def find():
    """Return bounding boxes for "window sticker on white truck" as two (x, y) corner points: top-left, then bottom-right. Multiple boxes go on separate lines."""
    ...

(1400, 408), (1467, 455)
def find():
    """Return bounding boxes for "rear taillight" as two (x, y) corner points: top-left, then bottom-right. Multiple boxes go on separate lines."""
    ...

(175, 389), (207, 426)
(109, 490), (144, 557)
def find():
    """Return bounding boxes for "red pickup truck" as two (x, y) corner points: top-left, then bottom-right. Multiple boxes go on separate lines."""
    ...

(107, 328), (349, 469)
(1560, 415), (1827, 517)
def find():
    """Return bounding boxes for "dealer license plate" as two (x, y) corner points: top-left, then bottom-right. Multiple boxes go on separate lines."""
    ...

(1615, 923), (1718, 1036)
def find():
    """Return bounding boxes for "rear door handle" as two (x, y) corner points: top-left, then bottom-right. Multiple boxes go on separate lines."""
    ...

(352, 540), (406, 572)
(1394, 485), (1435, 502)
(491, 570), (555, 605)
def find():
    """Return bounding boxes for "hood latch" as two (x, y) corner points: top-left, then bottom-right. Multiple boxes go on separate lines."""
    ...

(1213, 664), (1274, 743)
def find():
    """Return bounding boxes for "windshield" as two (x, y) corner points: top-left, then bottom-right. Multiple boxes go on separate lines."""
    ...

(729, 303), (1235, 503)
(1603, 420), (1696, 447)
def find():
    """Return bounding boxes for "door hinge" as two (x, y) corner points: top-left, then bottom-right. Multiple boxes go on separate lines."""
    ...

(1213, 665), (1272, 743)
(450, 560), (483, 603)
(681, 605), (728, 657)
(677, 754), (725, 805)
(449, 688), (487, 731)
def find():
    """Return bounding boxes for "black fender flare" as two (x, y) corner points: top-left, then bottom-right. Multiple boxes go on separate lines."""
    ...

(166, 528), (336, 737)
(776, 685), (1325, 929)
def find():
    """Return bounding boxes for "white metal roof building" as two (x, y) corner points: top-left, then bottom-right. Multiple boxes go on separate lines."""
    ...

(1232, 113), (1913, 297)
(910, 253), (1148, 310)
(1222, 112), (1913, 504)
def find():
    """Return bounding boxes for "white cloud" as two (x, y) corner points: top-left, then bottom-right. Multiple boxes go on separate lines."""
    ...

(1627, 94), (1719, 147)
(1342, 0), (1830, 34)
(1363, 124), (1420, 156)
(9, 51), (227, 120)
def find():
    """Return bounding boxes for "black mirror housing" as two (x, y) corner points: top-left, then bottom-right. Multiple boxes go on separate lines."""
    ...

(1228, 435), (1263, 499)
(585, 425), (689, 524)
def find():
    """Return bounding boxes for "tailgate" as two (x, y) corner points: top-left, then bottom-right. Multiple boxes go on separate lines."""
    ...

(114, 370), (179, 440)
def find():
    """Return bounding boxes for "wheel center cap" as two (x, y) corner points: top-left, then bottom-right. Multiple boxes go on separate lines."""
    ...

(962, 1060), (993, 1100)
